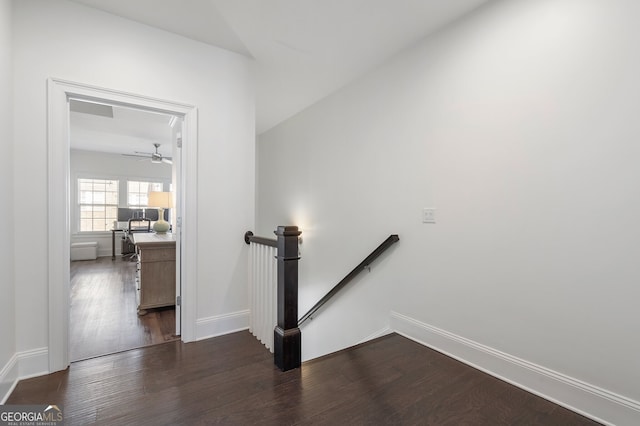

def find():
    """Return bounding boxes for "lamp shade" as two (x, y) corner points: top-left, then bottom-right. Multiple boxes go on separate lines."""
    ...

(147, 191), (174, 209)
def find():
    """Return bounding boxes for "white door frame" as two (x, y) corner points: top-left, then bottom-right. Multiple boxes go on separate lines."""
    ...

(47, 78), (198, 372)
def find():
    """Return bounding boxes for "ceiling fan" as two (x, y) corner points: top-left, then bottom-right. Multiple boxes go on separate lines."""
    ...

(123, 143), (172, 165)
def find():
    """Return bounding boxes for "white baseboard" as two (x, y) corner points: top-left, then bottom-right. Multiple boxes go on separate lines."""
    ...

(0, 354), (18, 404)
(0, 348), (49, 404)
(390, 311), (640, 426)
(17, 348), (49, 378)
(195, 310), (249, 341)
(357, 327), (393, 345)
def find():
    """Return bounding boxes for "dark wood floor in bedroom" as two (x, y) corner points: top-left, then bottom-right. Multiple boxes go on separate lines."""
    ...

(7, 331), (600, 425)
(70, 256), (179, 361)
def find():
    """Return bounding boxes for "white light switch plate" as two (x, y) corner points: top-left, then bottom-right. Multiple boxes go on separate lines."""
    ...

(422, 208), (436, 224)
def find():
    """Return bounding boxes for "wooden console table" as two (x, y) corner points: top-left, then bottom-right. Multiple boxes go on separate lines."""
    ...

(131, 233), (176, 315)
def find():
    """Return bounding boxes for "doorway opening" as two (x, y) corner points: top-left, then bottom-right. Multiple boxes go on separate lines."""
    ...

(69, 100), (181, 361)
(48, 78), (198, 372)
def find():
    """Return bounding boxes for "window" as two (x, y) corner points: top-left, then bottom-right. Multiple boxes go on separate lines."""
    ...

(78, 178), (119, 232)
(127, 181), (164, 207)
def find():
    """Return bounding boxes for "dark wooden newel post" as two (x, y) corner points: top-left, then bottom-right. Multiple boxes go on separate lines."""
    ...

(274, 225), (302, 371)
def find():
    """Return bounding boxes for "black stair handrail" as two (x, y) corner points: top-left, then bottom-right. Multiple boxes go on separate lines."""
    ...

(298, 234), (399, 326)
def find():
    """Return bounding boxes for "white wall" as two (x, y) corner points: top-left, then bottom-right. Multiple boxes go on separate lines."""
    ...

(257, 0), (640, 422)
(70, 149), (172, 257)
(13, 0), (254, 356)
(0, 0), (16, 401)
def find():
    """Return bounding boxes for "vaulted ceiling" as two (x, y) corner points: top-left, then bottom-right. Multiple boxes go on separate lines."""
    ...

(69, 0), (492, 135)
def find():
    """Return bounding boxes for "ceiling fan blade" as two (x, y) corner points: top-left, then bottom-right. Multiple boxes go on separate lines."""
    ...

(124, 144), (170, 164)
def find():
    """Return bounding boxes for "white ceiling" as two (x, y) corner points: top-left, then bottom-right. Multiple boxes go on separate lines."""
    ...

(69, 0), (491, 135)
(70, 100), (175, 157)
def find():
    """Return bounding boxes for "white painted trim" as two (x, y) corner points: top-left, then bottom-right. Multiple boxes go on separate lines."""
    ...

(47, 79), (71, 374)
(179, 107), (198, 343)
(390, 311), (640, 426)
(0, 348), (49, 404)
(0, 354), (18, 404)
(196, 310), (250, 341)
(17, 348), (49, 378)
(357, 327), (393, 345)
(47, 78), (199, 373)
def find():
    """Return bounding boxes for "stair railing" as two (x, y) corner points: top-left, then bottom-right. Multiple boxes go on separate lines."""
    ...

(245, 227), (301, 371)
(245, 231), (277, 352)
(298, 234), (399, 326)
(245, 228), (399, 371)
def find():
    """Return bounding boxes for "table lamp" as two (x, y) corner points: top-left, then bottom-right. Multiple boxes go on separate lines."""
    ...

(148, 191), (173, 234)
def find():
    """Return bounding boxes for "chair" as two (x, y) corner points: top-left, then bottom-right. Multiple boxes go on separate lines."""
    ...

(128, 218), (151, 233)
(122, 218), (151, 260)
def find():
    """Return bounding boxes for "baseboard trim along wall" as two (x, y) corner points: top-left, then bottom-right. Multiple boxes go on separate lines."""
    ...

(357, 327), (393, 345)
(390, 311), (640, 426)
(0, 348), (49, 404)
(0, 354), (18, 404)
(195, 310), (250, 341)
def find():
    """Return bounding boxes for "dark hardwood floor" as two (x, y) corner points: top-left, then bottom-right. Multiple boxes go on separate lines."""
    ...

(7, 331), (600, 425)
(70, 257), (179, 361)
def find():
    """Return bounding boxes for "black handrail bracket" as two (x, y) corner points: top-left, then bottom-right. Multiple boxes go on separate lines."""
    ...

(244, 231), (254, 244)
